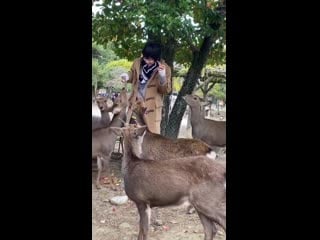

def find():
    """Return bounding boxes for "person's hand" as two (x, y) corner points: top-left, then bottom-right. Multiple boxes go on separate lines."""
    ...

(158, 63), (166, 78)
(120, 73), (129, 83)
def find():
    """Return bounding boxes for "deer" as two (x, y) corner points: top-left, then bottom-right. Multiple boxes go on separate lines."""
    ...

(130, 100), (217, 160)
(130, 101), (218, 214)
(183, 94), (226, 149)
(92, 88), (128, 189)
(110, 124), (226, 240)
(92, 93), (126, 130)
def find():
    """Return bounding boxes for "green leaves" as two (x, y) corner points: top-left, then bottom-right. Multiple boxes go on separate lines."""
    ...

(92, 42), (119, 87)
(93, 0), (226, 66)
(212, 83), (226, 101)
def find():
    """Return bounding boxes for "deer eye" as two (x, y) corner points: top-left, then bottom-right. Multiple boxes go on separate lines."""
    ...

(193, 97), (197, 100)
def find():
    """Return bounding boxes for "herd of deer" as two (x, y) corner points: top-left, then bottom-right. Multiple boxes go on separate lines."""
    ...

(92, 88), (226, 240)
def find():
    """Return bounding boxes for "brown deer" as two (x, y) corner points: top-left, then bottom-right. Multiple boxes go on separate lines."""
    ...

(131, 101), (218, 214)
(183, 94), (226, 148)
(130, 100), (217, 160)
(92, 96), (114, 130)
(92, 88), (128, 189)
(110, 124), (226, 240)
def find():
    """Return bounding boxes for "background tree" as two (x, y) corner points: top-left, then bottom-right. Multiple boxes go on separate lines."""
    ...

(92, 42), (119, 92)
(93, 0), (226, 138)
(104, 59), (132, 92)
(196, 65), (226, 100)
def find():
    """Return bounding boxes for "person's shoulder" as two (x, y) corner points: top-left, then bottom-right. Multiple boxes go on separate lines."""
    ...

(131, 58), (142, 68)
(161, 60), (171, 71)
(133, 58), (142, 64)
(160, 59), (170, 67)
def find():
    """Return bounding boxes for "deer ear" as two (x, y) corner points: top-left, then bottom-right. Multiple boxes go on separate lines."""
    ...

(200, 101), (210, 107)
(109, 127), (123, 136)
(200, 98), (205, 102)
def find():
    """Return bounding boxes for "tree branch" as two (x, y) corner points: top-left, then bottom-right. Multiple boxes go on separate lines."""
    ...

(207, 82), (216, 92)
(195, 76), (225, 91)
(186, 37), (199, 53)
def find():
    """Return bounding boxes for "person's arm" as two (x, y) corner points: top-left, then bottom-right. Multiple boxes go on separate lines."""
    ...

(120, 72), (131, 84)
(157, 63), (171, 94)
(121, 60), (137, 84)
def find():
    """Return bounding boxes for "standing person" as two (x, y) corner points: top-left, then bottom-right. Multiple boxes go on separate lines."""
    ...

(121, 42), (171, 134)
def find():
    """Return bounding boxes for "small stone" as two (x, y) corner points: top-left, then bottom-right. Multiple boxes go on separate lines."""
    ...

(109, 195), (128, 205)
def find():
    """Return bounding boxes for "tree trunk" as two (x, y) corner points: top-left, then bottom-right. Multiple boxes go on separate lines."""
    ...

(164, 35), (215, 139)
(160, 39), (175, 135)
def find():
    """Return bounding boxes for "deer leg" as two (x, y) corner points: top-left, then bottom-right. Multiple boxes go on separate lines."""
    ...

(191, 185), (226, 233)
(194, 202), (226, 234)
(120, 137), (124, 154)
(197, 212), (217, 240)
(136, 203), (151, 240)
(95, 155), (103, 189)
(210, 210), (226, 233)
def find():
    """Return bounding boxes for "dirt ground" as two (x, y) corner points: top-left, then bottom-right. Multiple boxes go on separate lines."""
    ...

(92, 111), (226, 240)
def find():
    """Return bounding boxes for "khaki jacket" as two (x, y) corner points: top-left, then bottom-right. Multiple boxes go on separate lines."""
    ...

(127, 58), (172, 133)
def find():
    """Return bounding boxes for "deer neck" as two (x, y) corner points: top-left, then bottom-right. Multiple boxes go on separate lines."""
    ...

(121, 136), (133, 175)
(109, 109), (127, 128)
(121, 130), (146, 174)
(100, 111), (110, 125)
(132, 130), (146, 158)
(190, 105), (202, 124)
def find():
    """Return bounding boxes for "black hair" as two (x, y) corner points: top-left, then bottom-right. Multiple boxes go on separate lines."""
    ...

(142, 42), (161, 61)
